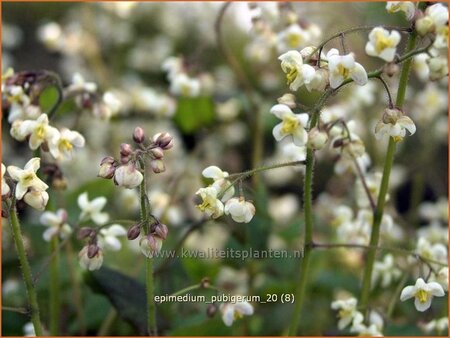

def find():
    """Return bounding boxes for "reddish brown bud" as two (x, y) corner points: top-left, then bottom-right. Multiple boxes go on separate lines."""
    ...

(127, 224), (141, 240)
(101, 156), (116, 165)
(120, 155), (131, 165)
(201, 277), (210, 289)
(150, 159), (165, 173)
(153, 132), (173, 150)
(78, 227), (95, 240)
(87, 244), (100, 259)
(150, 147), (164, 159)
(153, 223), (168, 240)
(133, 127), (145, 144)
(98, 157), (117, 179)
(120, 143), (133, 157)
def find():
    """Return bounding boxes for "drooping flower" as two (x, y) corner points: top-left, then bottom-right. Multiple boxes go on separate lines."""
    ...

(139, 234), (163, 258)
(48, 128), (85, 160)
(77, 192), (109, 225)
(98, 224), (127, 251)
(39, 209), (72, 242)
(278, 50), (316, 91)
(1, 163), (10, 196)
(169, 73), (201, 97)
(386, 2), (416, 20)
(202, 166), (235, 201)
(400, 278), (445, 312)
(224, 197), (256, 223)
(23, 189), (49, 211)
(415, 3), (448, 36)
(374, 108), (416, 142)
(12, 114), (59, 150)
(270, 104), (309, 146)
(277, 24), (311, 53)
(365, 27), (401, 62)
(113, 163), (143, 189)
(331, 297), (358, 330)
(326, 49), (368, 88)
(7, 158), (48, 200)
(195, 187), (224, 219)
(78, 245), (103, 271)
(219, 301), (254, 327)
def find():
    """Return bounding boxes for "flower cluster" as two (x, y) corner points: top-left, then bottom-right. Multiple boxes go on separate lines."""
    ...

(162, 56), (202, 97)
(195, 166), (255, 223)
(98, 127), (173, 189)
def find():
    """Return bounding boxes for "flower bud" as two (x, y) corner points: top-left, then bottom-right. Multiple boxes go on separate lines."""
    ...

(415, 16), (434, 36)
(152, 132), (173, 150)
(201, 277), (211, 289)
(114, 163), (144, 189)
(150, 159), (165, 174)
(139, 234), (163, 258)
(277, 93), (296, 109)
(120, 155), (130, 164)
(153, 222), (168, 240)
(78, 227), (95, 240)
(87, 244), (100, 259)
(133, 127), (145, 144)
(23, 190), (49, 210)
(206, 304), (217, 318)
(98, 157), (117, 179)
(127, 224), (141, 240)
(150, 147), (164, 159)
(79, 245), (103, 271)
(383, 63), (400, 77)
(120, 143), (133, 157)
(307, 128), (328, 150)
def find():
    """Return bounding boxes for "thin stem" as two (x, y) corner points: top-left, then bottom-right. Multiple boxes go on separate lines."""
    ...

(288, 109), (320, 336)
(8, 202), (44, 336)
(139, 159), (157, 336)
(49, 236), (60, 336)
(2, 306), (29, 315)
(387, 274), (409, 318)
(374, 76), (394, 108)
(359, 27), (418, 317)
(169, 283), (219, 298)
(98, 308), (117, 336)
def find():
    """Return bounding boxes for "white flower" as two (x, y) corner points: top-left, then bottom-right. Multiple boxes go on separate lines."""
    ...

(413, 53), (430, 81)
(195, 187), (224, 219)
(78, 245), (103, 271)
(375, 108), (416, 142)
(371, 254), (401, 288)
(386, 2), (416, 20)
(7, 158), (48, 200)
(12, 114), (59, 150)
(421, 317), (449, 334)
(278, 50), (316, 91)
(113, 163), (143, 189)
(77, 192), (109, 225)
(433, 267), (449, 291)
(139, 234), (163, 258)
(305, 68), (329, 92)
(37, 22), (63, 50)
(416, 237), (448, 265)
(327, 49), (368, 88)
(331, 297), (358, 330)
(1, 163), (10, 196)
(427, 56), (448, 81)
(350, 311), (384, 336)
(365, 27), (401, 62)
(277, 24), (310, 53)
(23, 322), (36, 337)
(162, 56), (183, 80)
(434, 25), (448, 49)
(48, 128), (85, 160)
(270, 104), (309, 146)
(67, 73), (97, 93)
(39, 209), (72, 242)
(170, 73), (201, 97)
(23, 189), (49, 211)
(102, 91), (122, 116)
(220, 301), (254, 327)
(419, 197), (448, 224)
(416, 3), (448, 36)
(400, 278), (445, 312)
(98, 224), (127, 251)
(202, 166), (235, 202)
(225, 197), (256, 223)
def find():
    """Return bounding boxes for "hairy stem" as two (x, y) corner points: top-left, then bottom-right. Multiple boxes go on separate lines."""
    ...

(288, 110), (320, 335)
(49, 236), (60, 336)
(8, 203), (44, 336)
(359, 27), (418, 316)
(139, 159), (157, 335)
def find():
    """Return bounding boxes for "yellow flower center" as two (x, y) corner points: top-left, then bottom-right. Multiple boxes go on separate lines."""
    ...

(285, 66), (298, 85)
(197, 200), (210, 212)
(281, 116), (299, 134)
(287, 33), (302, 48)
(181, 84), (191, 97)
(36, 125), (46, 140)
(233, 311), (244, 320)
(59, 138), (73, 152)
(22, 173), (35, 185)
(336, 64), (350, 79)
(416, 289), (429, 303)
(374, 32), (393, 53)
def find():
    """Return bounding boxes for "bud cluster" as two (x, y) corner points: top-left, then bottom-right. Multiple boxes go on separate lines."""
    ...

(125, 219), (169, 258)
(98, 127), (173, 189)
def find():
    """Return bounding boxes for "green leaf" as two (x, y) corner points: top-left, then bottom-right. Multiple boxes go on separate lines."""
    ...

(174, 96), (214, 134)
(84, 266), (147, 334)
(39, 86), (60, 114)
